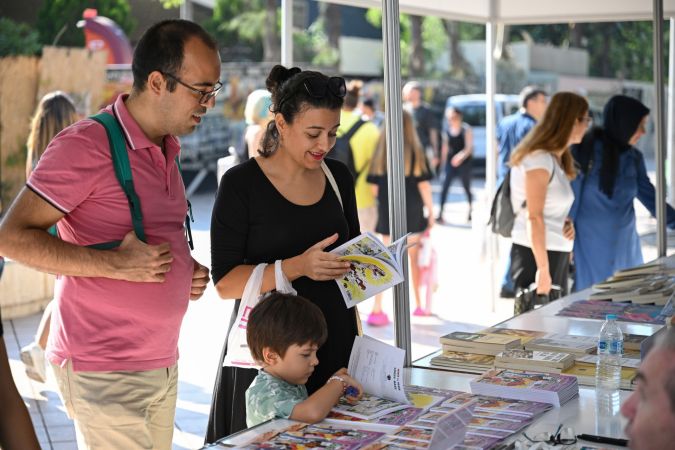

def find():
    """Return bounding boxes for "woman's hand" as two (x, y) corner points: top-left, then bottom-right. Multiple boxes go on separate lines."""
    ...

(427, 215), (435, 230)
(563, 218), (575, 241)
(451, 152), (465, 167)
(298, 233), (351, 281)
(535, 268), (552, 295)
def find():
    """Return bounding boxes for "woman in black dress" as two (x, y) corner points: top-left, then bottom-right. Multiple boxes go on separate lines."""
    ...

(206, 65), (360, 442)
(437, 106), (474, 223)
(365, 109), (434, 325)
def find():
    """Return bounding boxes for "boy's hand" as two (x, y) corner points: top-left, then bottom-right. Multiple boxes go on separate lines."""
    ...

(340, 372), (363, 404)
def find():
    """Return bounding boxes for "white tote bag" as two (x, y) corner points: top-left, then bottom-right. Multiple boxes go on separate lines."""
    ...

(223, 260), (297, 368)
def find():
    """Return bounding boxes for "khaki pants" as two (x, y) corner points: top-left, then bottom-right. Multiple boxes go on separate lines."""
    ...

(51, 362), (178, 450)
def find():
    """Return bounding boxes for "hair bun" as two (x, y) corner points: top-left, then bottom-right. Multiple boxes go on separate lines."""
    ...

(266, 65), (302, 97)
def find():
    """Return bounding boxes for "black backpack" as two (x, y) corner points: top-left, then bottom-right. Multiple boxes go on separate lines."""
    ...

(488, 164), (554, 238)
(329, 119), (367, 185)
(488, 170), (521, 238)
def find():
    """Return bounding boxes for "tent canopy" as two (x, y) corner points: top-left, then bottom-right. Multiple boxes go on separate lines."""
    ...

(324, 0), (675, 24)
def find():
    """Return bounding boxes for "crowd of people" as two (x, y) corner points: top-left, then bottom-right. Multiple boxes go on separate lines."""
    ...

(0, 18), (673, 450)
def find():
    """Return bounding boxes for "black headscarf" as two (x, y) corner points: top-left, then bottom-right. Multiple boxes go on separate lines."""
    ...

(578, 95), (649, 198)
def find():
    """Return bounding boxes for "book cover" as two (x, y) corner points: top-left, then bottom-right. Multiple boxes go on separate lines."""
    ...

(495, 349), (575, 369)
(456, 433), (502, 450)
(243, 423), (384, 449)
(331, 393), (410, 420)
(524, 337), (596, 355)
(439, 392), (552, 418)
(331, 233), (408, 308)
(440, 331), (521, 348)
(392, 425), (434, 443)
(556, 300), (667, 324)
(479, 327), (547, 344)
(472, 369), (577, 392)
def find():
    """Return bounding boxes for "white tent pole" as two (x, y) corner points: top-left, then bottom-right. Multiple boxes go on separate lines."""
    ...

(281, 0), (294, 66)
(655, 0), (667, 257)
(485, 21), (498, 312)
(668, 17), (675, 202)
(382, 0), (411, 363)
(180, 0), (193, 20)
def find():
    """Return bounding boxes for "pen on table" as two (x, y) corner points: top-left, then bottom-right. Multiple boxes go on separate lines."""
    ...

(577, 433), (629, 447)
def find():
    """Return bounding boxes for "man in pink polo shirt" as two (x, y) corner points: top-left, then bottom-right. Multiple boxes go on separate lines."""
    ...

(0, 20), (217, 449)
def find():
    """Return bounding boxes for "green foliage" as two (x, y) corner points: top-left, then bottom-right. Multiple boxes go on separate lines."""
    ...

(36, 0), (135, 47)
(0, 18), (41, 57)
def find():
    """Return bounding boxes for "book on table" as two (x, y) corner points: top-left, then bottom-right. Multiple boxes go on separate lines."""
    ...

(440, 331), (521, 356)
(330, 232), (410, 308)
(524, 335), (596, 356)
(469, 369), (579, 407)
(478, 327), (547, 344)
(430, 350), (495, 374)
(494, 349), (575, 373)
(562, 362), (637, 390)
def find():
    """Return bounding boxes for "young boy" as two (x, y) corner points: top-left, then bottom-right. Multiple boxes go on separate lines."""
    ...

(245, 292), (363, 427)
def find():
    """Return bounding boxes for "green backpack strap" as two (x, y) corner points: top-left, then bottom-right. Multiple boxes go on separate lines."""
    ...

(90, 112), (146, 250)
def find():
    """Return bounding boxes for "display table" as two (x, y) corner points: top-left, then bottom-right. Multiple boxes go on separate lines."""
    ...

(206, 367), (629, 449)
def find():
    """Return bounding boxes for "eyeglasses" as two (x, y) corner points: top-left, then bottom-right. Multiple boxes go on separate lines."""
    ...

(161, 72), (223, 104)
(303, 76), (347, 99)
(523, 424), (577, 446)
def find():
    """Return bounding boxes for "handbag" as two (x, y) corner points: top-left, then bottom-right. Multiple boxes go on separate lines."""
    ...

(514, 284), (562, 316)
(223, 260), (297, 368)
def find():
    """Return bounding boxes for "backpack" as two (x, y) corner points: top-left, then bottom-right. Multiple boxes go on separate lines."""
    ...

(82, 113), (194, 250)
(488, 169), (521, 238)
(329, 119), (367, 185)
(488, 161), (555, 238)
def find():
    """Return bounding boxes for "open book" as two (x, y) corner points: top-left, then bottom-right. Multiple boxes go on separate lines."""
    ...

(331, 232), (410, 308)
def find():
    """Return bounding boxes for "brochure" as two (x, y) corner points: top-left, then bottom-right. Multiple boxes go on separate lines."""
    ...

(348, 335), (408, 404)
(240, 423), (385, 449)
(331, 232), (409, 308)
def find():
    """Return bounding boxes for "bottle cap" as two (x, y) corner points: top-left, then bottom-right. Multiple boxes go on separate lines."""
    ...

(606, 314), (617, 320)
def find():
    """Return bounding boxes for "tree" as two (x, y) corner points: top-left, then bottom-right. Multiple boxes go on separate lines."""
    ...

(409, 15), (424, 76)
(0, 18), (41, 57)
(36, 0), (135, 47)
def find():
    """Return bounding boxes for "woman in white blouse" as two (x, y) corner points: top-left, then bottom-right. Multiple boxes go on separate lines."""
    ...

(509, 92), (591, 309)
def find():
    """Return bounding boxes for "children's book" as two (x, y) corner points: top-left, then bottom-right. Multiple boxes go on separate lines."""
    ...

(438, 392), (552, 418)
(440, 331), (521, 356)
(331, 393), (410, 420)
(470, 369), (579, 407)
(330, 232), (410, 308)
(240, 423), (385, 450)
(348, 335), (408, 404)
(495, 349), (575, 370)
(430, 350), (495, 374)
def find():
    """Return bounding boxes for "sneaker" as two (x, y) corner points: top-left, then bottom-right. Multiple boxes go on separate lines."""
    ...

(367, 312), (390, 327)
(499, 286), (516, 299)
(20, 342), (47, 383)
(413, 307), (427, 316)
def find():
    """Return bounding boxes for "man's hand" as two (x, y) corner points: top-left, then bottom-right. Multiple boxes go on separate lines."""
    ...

(190, 260), (210, 300)
(113, 231), (173, 282)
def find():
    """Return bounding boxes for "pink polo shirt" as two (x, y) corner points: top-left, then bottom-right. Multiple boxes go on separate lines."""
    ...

(28, 94), (194, 372)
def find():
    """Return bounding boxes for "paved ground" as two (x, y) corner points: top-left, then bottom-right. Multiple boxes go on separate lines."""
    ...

(2, 172), (672, 449)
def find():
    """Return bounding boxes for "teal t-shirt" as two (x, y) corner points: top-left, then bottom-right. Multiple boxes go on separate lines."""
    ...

(245, 369), (308, 427)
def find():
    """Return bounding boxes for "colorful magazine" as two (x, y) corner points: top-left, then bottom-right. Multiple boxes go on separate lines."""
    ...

(241, 423), (385, 450)
(331, 232), (409, 308)
(556, 300), (667, 324)
(439, 392), (552, 418)
(331, 393), (410, 420)
(470, 369), (579, 407)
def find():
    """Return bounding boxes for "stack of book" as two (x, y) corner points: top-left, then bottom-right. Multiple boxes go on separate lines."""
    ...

(524, 335), (596, 356)
(562, 362), (637, 390)
(469, 369), (579, 407)
(494, 349), (575, 374)
(440, 331), (522, 356)
(429, 350), (495, 374)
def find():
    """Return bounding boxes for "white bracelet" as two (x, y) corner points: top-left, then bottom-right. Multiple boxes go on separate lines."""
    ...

(327, 375), (347, 394)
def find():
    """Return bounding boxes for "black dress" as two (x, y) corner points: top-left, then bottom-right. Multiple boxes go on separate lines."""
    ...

(367, 152), (433, 235)
(205, 158), (360, 442)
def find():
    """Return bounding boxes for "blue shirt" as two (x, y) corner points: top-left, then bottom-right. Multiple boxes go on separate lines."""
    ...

(570, 142), (675, 291)
(496, 111), (536, 183)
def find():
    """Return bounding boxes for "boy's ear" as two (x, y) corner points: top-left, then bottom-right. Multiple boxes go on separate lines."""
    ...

(262, 347), (280, 365)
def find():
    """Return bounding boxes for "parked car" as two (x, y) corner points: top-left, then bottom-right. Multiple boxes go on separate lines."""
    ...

(444, 94), (520, 173)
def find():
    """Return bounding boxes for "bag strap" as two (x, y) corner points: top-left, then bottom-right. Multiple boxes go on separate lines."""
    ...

(90, 113), (146, 249)
(341, 118), (365, 142)
(321, 161), (343, 211)
(174, 157), (195, 250)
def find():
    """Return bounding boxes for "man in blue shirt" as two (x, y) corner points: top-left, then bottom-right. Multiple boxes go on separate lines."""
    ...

(496, 87), (547, 298)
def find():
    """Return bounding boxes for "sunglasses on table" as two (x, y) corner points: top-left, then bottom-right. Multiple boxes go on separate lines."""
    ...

(523, 424), (577, 446)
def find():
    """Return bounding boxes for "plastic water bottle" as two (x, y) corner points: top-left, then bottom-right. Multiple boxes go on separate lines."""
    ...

(596, 314), (623, 413)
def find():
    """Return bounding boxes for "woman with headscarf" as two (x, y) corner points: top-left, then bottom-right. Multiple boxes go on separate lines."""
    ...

(570, 95), (675, 291)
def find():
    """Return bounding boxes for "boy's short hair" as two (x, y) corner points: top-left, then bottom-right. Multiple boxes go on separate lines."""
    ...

(247, 292), (328, 363)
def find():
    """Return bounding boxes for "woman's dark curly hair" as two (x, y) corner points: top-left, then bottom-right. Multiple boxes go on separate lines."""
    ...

(260, 65), (344, 156)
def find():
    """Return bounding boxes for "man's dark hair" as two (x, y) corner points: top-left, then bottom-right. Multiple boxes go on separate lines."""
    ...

(519, 86), (547, 109)
(246, 292), (328, 363)
(132, 20), (218, 92)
